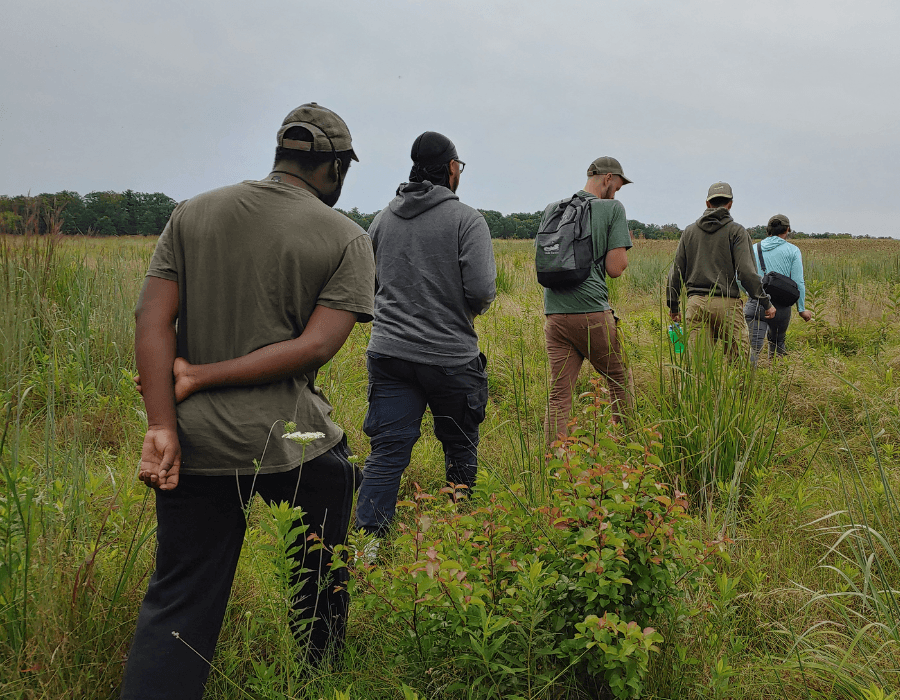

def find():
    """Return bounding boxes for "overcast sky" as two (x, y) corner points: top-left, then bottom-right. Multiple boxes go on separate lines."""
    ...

(3, 0), (898, 237)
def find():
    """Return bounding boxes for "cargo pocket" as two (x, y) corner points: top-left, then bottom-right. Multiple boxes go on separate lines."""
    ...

(362, 383), (380, 438)
(465, 383), (488, 429)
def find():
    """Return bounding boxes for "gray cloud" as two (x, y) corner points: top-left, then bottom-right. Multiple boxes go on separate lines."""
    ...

(2, 0), (897, 236)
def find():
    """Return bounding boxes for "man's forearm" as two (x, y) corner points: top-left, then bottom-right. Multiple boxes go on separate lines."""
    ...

(136, 319), (178, 430)
(666, 269), (682, 313)
(188, 305), (358, 393)
(135, 278), (179, 430)
(605, 247), (628, 278)
(191, 338), (317, 389)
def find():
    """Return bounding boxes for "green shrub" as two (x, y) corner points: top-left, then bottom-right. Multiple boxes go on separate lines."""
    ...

(352, 406), (704, 699)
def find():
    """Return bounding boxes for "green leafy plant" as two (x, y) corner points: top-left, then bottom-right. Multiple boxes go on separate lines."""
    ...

(352, 392), (705, 699)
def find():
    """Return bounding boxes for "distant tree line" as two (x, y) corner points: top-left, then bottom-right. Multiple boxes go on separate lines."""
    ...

(338, 207), (379, 231)
(0, 191), (177, 236)
(339, 207), (546, 239)
(479, 210), (544, 239)
(0, 192), (879, 240)
(341, 210), (865, 241)
(626, 220), (682, 240)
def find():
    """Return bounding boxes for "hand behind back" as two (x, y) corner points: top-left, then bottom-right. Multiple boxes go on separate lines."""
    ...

(134, 357), (198, 404)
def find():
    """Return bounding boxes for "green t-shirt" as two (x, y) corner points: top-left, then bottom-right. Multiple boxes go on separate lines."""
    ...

(542, 192), (632, 314)
(146, 180), (375, 476)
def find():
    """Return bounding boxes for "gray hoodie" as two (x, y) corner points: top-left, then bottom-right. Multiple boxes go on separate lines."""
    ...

(367, 181), (496, 365)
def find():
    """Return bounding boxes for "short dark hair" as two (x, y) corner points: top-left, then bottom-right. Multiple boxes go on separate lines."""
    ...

(273, 126), (353, 172)
(707, 196), (732, 208)
(767, 219), (788, 237)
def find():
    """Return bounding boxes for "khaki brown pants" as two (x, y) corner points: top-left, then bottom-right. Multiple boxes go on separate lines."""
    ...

(544, 311), (634, 442)
(684, 295), (749, 360)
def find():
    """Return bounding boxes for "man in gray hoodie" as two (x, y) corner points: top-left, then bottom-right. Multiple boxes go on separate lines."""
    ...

(666, 181), (774, 358)
(355, 131), (496, 537)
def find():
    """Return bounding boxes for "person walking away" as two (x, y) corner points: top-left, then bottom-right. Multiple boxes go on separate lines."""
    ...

(667, 181), (774, 359)
(744, 213), (811, 363)
(541, 156), (635, 443)
(121, 103), (375, 699)
(354, 131), (496, 539)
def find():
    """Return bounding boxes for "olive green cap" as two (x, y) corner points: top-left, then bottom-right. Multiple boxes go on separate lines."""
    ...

(706, 181), (733, 201)
(587, 156), (632, 184)
(277, 102), (358, 161)
(768, 213), (790, 227)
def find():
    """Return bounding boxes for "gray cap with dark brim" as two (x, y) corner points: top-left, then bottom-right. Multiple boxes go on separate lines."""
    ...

(706, 181), (733, 200)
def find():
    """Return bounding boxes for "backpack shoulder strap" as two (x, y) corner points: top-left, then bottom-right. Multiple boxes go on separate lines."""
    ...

(581, 195), (604, 264)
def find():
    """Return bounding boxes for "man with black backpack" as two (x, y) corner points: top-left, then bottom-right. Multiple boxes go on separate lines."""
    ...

(538, 156), (634, 442)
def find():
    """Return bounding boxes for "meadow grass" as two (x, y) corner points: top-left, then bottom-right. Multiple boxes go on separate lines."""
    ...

(0, 233), (898, 698)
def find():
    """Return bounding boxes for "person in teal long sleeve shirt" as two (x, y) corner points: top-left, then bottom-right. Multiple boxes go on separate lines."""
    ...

(744, 214), (812, 363)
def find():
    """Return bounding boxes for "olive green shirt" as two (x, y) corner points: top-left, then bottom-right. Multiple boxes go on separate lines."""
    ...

(542, 192), (632, 314)
(146, 180), (375, 475)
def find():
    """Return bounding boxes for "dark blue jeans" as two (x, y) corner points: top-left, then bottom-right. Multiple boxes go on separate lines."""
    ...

(120, 438), (359, 700)
(355, 352), (488, 536)
(745, 299), (792, 364)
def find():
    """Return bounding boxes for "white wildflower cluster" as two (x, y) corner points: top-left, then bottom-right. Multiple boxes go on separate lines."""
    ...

(282, 430), (326, 445)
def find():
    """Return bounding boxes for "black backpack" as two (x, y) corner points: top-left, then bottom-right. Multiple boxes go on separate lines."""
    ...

(756, 243), (800, 307)
(535, 193), (597, 289)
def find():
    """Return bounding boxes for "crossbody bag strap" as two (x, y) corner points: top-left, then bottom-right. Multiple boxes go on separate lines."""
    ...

(756, 243), (767, 273)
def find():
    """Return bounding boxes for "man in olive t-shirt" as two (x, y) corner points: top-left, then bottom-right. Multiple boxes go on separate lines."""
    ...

(120, 104), (375, 700)
(542, 156), (634, 442)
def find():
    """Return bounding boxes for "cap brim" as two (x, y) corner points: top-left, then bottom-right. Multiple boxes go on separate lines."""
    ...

(350, 148), (359, 162)
(587, 169), (633, 184)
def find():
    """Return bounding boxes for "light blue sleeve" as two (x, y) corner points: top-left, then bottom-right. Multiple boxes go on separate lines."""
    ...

(790, 246), (807, 312)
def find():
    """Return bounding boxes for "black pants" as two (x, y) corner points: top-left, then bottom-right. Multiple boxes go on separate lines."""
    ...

(355, 352), (489, 536)
(120, 439), (358, 700)
(745, 298), (792, 363)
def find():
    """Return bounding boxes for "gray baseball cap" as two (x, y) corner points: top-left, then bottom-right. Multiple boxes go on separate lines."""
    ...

(768, 213), (790, 227)
(277, 102), (358, 161)
(587, 156), (632, 184)
(706, 181), (733, 200)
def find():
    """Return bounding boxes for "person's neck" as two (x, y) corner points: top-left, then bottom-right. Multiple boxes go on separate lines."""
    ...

(267, 168), (321, 197)
(583, 179), (603, 198)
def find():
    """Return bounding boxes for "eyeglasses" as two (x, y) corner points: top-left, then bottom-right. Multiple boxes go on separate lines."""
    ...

(455, 159), (466, 173)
